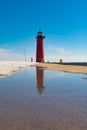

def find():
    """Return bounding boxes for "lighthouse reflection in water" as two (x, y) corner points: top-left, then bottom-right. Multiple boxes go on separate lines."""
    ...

(36, 67), (45, 95)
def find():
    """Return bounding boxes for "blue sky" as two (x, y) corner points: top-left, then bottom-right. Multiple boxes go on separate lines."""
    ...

(0, 0), (87, 62)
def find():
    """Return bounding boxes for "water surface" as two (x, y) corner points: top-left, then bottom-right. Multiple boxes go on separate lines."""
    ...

(0, 67), (87, 130)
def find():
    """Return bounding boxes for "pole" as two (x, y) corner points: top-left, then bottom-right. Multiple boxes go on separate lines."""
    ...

(24, 50), (26, 62)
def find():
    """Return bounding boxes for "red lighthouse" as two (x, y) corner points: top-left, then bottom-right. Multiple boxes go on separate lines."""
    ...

(36, 30), (45, 62)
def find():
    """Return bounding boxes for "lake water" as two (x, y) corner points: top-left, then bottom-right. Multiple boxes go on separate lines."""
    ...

(0, 67), (87, 130)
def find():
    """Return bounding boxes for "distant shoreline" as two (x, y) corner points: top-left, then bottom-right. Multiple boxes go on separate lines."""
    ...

(47, 62), (87, 66)
(36, 62), (87, 74)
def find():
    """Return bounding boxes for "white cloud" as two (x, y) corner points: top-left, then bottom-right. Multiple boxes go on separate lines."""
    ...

(0, 48), (34, 61)
(0, 43), (87, 63)
(0, 48), (10, 53)
(0, 48), (11, 59)
(45, 44), (87, 62)
(46, 44), (65, 54)
(45, 54), (87, 62)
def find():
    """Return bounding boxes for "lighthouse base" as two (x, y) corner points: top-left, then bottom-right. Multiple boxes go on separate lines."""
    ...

(36, 58), (44, 63)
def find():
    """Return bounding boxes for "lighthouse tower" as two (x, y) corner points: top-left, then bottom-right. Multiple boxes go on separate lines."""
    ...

(36, 30), (45, 62)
